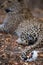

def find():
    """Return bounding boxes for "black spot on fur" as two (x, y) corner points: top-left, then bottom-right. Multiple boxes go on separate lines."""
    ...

(5, 8), (12, 13)
(8, 0), (12, 3)
(27, 34), (37, 45)
(18, 0), (22, 2)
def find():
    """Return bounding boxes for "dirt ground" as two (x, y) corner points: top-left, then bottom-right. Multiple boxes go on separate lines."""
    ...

(0, 32), (43, 65)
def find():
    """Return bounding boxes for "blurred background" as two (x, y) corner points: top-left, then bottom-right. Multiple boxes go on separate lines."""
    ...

(0, 0), (43, 23)
(24, 0), (43, 20)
